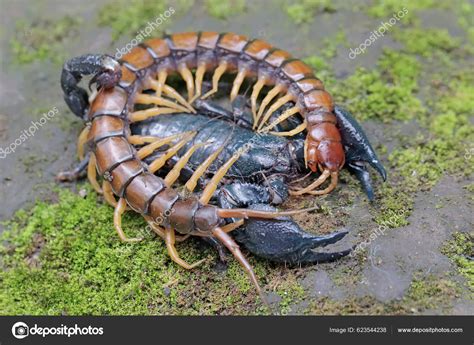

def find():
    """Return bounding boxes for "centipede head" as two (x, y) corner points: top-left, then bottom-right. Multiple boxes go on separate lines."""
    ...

(306, 137), (345, 173)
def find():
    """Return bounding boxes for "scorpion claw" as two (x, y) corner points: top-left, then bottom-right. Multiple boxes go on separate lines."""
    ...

(334, 105), (387, 199)
(233, 204), (352, 264)
(346, 162), (375, 201)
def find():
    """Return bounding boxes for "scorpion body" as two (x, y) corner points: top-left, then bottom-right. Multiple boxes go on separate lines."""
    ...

(60, 32), (387, 305)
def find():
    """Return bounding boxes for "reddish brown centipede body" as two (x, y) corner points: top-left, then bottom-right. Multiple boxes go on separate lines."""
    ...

(61, 32), (351, 306)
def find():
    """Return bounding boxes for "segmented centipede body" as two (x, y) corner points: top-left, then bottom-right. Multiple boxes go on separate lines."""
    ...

(114, 31), (344, 195)
(63, 32), (350, 306)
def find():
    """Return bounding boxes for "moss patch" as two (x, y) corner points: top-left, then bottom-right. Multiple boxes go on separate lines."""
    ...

(333, 49), (423, 122)
(286, 0), (336, 24)
(97, 0), (192, 41)
(393, 28), (461, 58)
(10, 16), (81, 65)
(1, 188), (307, 315)
(441, 232), (474, 293)
(204, 0), (246, 20)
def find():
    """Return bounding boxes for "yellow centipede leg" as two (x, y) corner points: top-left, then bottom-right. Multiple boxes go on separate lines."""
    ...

(270, 121), (307, 137)
(77, 124), (90, 160)
(185, 145), (225, 192)
(199, 146), (247, 205)
(201, 61), (228, 100)
(221, 219), (245, 233)
(102, 180), (117, 207)
(190, 63), (206, 103)
(129, 107), (179, 123)
(259, 106), (301, 133)
(230, 68), (248, 102)
(137, 132), (190, 160)
(178, 64), (195, 102)
(114, 198), (143, 242)
(155, 70), (168, 97)
(87, 153), (102, 194)
(148, 132), (196, 174)
(255, 84), (284, 128)
(251, 76), (267, 126)
(164, 142), (208, 186)
(147, 78), (195, 113)
(128, 135), (164, 145)
(257, 93), (295, 131)
(134, 93), (190, 113)
(165, 228), (205, 269)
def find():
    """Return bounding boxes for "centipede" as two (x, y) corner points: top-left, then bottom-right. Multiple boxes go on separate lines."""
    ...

(60, 31), (353, 307)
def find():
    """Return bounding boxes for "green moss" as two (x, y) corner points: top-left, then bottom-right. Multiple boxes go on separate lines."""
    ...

(393, 28), (461, 58)
(0, 188), (274, 315)
(333, 49), (423, 122)
(403, 276), (459, 311)
(374, 184), (413, 228)
(97, 0), (192, 41)
(389, 72), (474, 190)
(456, 1), (474, 43)
(286, 0), (336, 24)
(204, 0), (246, 20)
(273, 273), (305, 315)
(366, 0), (446, 24)
(10, 16), (81, 65)
(441, 232), (474, 293)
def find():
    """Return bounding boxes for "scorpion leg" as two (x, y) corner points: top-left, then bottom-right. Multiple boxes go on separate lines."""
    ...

(193, 99), (235, 122)
(114, 198), (143, 242)
(235, 204), (352, 264)
(334, 105), (387, 200)
(201, 61), (228, 99)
